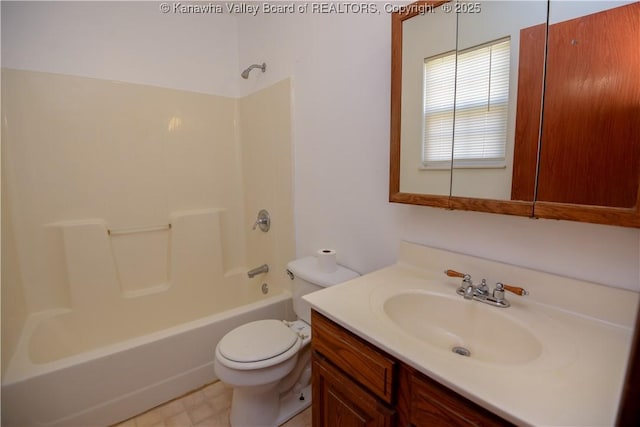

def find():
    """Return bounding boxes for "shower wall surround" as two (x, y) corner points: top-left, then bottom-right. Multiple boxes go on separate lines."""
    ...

(0, 68), (294, 375)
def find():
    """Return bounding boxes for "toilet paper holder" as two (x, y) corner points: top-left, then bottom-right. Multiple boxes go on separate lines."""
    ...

(252, 209), (271, 232)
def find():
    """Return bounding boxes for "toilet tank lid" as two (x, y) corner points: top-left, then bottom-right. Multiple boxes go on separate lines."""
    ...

(287, 256), (360, 288)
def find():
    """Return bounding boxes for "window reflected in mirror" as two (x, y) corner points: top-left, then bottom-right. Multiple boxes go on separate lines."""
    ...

(450, 0), (547, 201)
(423, 38), (510, 170)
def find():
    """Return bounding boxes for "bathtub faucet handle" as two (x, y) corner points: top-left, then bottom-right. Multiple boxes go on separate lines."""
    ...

(252, 209), (271, 232)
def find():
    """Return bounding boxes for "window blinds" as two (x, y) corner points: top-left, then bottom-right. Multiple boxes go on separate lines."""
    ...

(423, 38), (511, 168)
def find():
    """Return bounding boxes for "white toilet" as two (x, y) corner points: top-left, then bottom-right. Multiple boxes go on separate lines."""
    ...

(214, 256), (359, 427)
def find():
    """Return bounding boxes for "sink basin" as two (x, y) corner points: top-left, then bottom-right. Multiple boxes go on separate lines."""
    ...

(383, 291), (543, 364)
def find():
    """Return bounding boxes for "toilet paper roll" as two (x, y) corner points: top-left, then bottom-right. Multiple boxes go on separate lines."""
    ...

(317, 249), (337, 273)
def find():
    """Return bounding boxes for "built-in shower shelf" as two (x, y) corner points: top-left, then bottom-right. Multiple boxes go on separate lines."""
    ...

(122, 283), (170, 298)
(48, 208), (227, 308)
(107, 223), (171, 236)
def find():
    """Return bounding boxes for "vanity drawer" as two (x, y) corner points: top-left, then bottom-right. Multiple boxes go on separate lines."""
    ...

(410, 372), (512, 427)
(311, 310), (396, 404)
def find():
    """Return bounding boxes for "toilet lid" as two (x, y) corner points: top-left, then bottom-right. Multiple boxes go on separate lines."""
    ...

(218, 319), (299, 363)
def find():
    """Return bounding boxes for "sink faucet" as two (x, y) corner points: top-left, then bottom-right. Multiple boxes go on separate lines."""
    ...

(461, 274), (474, 300)
(248, 264), (269, 278)
(444, 270), (529, 308)
(476, 278), (490, 296)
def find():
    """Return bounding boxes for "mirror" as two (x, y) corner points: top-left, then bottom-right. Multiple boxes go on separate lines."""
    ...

(391, 0), (548, 213)
(450, 1), (547, 201)
(390, 1), (640, 227)
(399, 4), (456, 198)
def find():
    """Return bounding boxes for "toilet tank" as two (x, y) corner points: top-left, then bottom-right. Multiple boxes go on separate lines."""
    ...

(287, 256), (360, 324)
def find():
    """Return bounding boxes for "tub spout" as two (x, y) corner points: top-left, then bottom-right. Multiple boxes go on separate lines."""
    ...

(247, 264), (269, 278)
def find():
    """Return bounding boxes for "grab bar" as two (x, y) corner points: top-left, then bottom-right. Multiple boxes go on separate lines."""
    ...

(107, 223), (171, 236)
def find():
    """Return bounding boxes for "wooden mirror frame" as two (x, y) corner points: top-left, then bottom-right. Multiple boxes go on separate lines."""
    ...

(389, 0), (640, 228)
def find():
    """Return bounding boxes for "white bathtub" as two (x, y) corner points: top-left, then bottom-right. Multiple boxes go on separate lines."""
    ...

(1, 289), (293, 427)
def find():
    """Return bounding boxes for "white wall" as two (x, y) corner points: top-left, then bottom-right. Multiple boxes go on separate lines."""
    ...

(236, 4), (640, 291)
(1, 1), (240, 97)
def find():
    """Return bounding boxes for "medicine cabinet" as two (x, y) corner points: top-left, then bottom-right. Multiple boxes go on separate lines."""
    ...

(389, 0), (640, 227)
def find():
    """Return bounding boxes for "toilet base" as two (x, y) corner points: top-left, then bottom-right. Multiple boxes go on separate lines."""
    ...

(228, 383), (312, 427)
(276, 384), (312, 426)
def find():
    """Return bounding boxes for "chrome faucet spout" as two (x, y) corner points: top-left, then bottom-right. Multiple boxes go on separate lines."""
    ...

(247, 264), (269, 278)
(461, 274), (474, 300)
(464, 284), (475, 300)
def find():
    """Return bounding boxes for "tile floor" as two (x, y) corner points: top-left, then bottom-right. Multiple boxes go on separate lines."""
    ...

(113, 381), (312, 427)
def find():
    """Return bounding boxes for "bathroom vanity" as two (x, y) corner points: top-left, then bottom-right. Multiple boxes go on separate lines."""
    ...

(304, 242), (638, 426)
(311, 310), (510, 426)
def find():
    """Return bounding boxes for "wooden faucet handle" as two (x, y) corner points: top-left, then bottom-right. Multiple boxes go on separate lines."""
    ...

(445, 269), (466, 278)
(503, 284), (529, 296)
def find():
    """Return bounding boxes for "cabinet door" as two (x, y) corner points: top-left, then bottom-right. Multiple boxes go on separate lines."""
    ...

(410, 373), (512, 427)
(311, 310), (396, 403)
(537, 2), (640, 208)
(312, 355), (394, 427)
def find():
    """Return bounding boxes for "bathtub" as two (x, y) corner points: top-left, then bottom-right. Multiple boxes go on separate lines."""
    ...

(1, 287), (293, 427)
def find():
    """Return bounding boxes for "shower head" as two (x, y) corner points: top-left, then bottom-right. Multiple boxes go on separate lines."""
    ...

(241, 63), (266, 79)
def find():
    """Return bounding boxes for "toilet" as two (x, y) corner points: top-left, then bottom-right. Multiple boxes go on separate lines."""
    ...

(214, 256), (359, 427)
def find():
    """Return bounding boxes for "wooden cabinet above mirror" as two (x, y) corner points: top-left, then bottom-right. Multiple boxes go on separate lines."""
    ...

(390, 0), (640, 228)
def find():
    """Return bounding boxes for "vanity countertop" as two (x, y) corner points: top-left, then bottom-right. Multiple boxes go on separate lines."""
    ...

(303, 242), (638, 427)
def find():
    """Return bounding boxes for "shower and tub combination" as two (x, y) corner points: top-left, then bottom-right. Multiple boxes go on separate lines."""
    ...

(1, 65), (295, 426)
(1, 209), (290, 427)
(2, 285), (291, 427)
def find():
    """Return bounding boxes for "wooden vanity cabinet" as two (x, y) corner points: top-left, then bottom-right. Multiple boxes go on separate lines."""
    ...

(311, 310), (514, 427)
(311, 310), (396, 427)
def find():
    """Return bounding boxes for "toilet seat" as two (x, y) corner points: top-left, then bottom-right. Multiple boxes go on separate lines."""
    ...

(216, 320), (302, 370)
